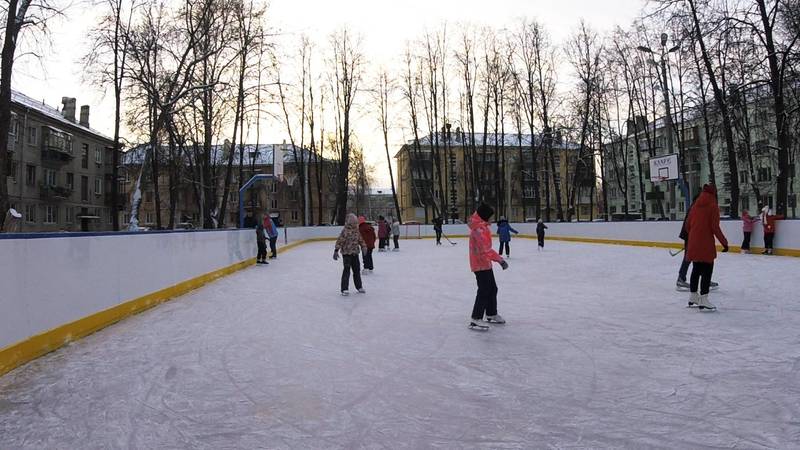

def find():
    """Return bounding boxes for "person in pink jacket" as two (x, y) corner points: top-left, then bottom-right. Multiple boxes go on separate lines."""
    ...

(467, 203), (509, 330)
(740, 209), (759, 254)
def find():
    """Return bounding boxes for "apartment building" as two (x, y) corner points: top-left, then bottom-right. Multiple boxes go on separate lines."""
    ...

(395, 132), (599, 223)
(5, 91), (115, 232)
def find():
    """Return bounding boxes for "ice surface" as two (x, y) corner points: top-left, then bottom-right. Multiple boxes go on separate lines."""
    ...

(1, 239), (799, 448)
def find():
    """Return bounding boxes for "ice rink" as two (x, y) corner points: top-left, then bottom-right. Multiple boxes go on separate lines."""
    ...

(1, 237), (799, 448)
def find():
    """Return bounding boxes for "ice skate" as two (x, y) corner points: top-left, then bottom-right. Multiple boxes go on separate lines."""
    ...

(695, 294), (716, 311)
(710, 281), (719, 290)
(357, 288), (366, 294)
(468, 319), (489, 331)
(485, 314), (506, 324)
(341, 290), (350, 296)
(688, 291), (699, 308)
(392, 248), (399, 252)
(676, 279), (690, 291)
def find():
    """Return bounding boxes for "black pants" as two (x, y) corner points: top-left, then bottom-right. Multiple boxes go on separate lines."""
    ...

(678, 257), (691, 281)
(363, 248), (374, 270)
(471, 269), (498, 320)
(499, 241), (510, 256)
(741, 232), (752, 250)
(764, 233), (775, 250)
(435, 230), (442, 245)
(269, 237), (278, 258)
(690, 261), (714, 295)
(257, 241), (267, 261)
(393, 235), (399, 249)
(537, 234), (544, 247)
(341, 254), (363, 292)
(378, 238), (388, 250)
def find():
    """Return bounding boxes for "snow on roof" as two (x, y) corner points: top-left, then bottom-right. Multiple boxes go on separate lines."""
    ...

(11, 90), (113, 142)
(405, 132), (581, 150)
(123, 143), (323, 165)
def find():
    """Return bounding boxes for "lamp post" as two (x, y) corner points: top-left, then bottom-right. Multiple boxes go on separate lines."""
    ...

(637, 33), (680, 158)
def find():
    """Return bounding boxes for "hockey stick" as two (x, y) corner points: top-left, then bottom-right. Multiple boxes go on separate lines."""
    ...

(669, 248), (685, 257)
(442, 234), (458, 245)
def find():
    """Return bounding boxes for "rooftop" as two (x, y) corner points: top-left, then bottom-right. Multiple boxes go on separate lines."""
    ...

(11, 90), (113, 142)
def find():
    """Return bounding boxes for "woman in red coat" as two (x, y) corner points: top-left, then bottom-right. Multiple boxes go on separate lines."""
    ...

(685, 184), (729, 310)
(358, 216), (377, 272)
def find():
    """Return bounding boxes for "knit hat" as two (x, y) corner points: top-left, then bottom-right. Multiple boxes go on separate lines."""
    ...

(476, 203), (494, 222)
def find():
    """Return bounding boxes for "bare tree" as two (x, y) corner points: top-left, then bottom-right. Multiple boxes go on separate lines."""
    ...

(375, 68), (402, 222)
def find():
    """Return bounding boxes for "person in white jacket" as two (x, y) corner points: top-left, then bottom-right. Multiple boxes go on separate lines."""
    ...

(391, 219), (401, 251)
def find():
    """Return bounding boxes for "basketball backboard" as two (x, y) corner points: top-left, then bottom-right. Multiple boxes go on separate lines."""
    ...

(649, 154), (679, 182)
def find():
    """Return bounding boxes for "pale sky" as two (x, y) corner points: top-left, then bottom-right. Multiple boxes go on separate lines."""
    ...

(13, 0), (645, 187)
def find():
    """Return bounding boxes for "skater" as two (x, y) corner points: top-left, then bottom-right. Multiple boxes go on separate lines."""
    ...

(264, 214), (279, 259)
(496, 216), (518, 257)
(676, 193), (717, 291)
(536, 219), (548, 250)
(377, 215), (390, 251)
(333, 213), (367, 295)
(433, 217), (443, 245)
(760, 205), (784, 255)
(740, 209), (759, 254)
(358, 216), (376, 272)
(685, 184), (728, 310)
(255, 213), (269, 265)
(468, 203), (509, 330)
(391, 219), (401, 251)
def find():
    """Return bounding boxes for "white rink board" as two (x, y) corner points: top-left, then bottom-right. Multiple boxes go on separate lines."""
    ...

(0, 230), (255, 351)
(282, 220), (800, 252)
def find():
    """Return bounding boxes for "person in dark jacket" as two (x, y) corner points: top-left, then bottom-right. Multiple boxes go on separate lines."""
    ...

(358, 216), (376, 272)
(377, 215), (390, 251)
(496, 217), (518, 257)
(536, 219), (548, 250)
(255, 213), (269, 265)
(685, 184), (728, 310)
(264, 214), (279, 259)
(433, 217), (444, 245)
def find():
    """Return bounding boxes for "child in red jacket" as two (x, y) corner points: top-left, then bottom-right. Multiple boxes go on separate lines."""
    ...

(358, 216), (376, 272)
(760, 206), (784, 255)
(467, 204), (508, 330)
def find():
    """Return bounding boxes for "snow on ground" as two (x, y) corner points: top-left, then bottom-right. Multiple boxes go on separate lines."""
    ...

(1, 238), (799, 449)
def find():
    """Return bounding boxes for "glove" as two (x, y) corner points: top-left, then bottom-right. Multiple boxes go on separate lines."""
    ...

(333, 250), (339, 261)
(500, 260), (509, 270)
(722, 245), (729, 253)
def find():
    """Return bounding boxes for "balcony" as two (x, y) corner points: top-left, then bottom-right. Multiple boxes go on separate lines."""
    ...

(40, 184), (73, 201)
(41, 128), (74, 166)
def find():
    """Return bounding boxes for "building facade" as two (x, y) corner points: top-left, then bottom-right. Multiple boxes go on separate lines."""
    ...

(5, 91), (115, 232)
(604, 94), (799, 221)
(395, 132), (600, 224)
(121, 144), (339, 228)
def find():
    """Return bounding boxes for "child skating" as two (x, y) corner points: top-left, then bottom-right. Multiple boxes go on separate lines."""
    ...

(358, 216), (376, 272)
(468, 204), (509, 330)
(740, 210), (759, 254)
(334, 213), (367, 296)
(760, 206), (784, 255)
(391, 219), (400, 251)
(496, 216), (518, 257)
(536, 219), (547, 251)
(685, 184), (728, 310)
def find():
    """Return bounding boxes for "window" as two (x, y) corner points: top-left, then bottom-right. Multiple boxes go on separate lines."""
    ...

(610, 206), (617, 214)
(95, 147), (103, 165)
(145, 212), (154, 224)
(24, 204), (36, 223)
(761, 195), (773, 209)
(291, 210), (299, 221)
(81, 176), (89, 202)
(11, 118), (20, 142)
(741, 196), (750, 211)
(66, 173), (74, 190)
(652, 204), (660, 214)
(723, 173), (731, 185)
(739, 171), (748, 183)
(44, 205), (58, 224)
(679, 201), (685, 213)
(25, 165), (36, 186)
(81, 143), (89, 169)
(145, 191), (153, 203)
(65, 207), (74, 224)
(270, 199), (278, 209)
(271, 182), (277, 193)
(523, 185), (536, 199)
(107, 208), (113, 225)
(44, 169), (57, 187)
(95, 177), (102, 196)
(123, 213), (130, 225)
(27, 126), (36, 145)
(9, 161), (17, 183)
(757, 167), (772, 182)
